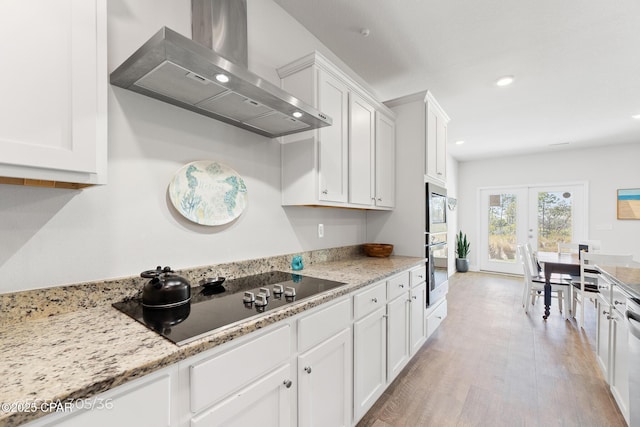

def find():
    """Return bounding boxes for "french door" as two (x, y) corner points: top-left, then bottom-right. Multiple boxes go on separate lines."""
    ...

(479, 184), (586, 275)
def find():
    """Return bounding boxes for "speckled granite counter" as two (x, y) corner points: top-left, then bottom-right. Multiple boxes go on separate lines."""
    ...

(0, 249), (424, 426)
(598, 262), (640, 299)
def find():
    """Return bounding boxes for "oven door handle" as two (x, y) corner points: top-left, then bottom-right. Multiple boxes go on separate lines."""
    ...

(627, 310), (640, 340)
(428, 242), (447, 248)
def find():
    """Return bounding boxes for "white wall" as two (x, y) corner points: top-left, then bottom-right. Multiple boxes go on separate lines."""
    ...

(0, 0), (368, 293)
(458, 142), (640, 270)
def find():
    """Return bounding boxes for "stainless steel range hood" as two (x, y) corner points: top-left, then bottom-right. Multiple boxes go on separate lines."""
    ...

(110, 0), (331, 138)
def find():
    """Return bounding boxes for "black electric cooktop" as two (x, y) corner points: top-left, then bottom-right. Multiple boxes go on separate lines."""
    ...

(113, 271), (346, 346)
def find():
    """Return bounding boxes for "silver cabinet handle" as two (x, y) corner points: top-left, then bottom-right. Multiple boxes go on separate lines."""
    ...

(382, 314), (388, 318)
(283, 380), (292, 388)
(377, 198), (382, 201)
(399, 284), (405, 288)
(599, 285), (608, 289)
(321, 189), (328, 195)
(417, 274), (424, 279)
(603, 310), (610, 315)
(371, 297), (378, 303)
(304, 366), (312, 374)
(614, 300), (625, 305)
(412, 295), (417, 300)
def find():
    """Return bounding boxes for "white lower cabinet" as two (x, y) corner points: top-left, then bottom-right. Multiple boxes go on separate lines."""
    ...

(353, 306), (387, 421)
(426, 297), (448, 339)
(595, 296), (611, 378)
(298, 328), (351, 427)
(610, 307), (630, 423)
(387, 293), (410, 382)
(595, 279), (631, 425)
(191, 364), (293, 427)
(410, 283), (427, 354)
(25, 367), (177, 427)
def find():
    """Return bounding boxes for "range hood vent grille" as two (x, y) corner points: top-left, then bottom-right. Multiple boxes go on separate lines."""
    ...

(110, 1), (331, 138)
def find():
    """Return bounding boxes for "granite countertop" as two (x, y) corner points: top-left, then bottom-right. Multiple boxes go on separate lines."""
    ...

(597, 262), (640, 299)
(0, 253), (424, 426)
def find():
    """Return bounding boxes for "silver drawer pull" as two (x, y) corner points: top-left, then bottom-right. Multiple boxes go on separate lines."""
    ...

(283, 380), (292, 388)
(304, 366), (312, 374)
(371, 297), (378, 303)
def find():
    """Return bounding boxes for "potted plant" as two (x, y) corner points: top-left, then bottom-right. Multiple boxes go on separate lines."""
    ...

(455, 231), (470, 272)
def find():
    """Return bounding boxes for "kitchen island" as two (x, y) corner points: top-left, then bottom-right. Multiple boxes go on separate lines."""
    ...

(0, 247), (426, 426)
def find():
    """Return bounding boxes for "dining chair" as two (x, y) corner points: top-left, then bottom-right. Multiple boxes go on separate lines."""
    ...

(579, 239), (602, 252)
(518, 244), (570, 315)
(572, 251), (633, 329)
(557, 242), (580, 254)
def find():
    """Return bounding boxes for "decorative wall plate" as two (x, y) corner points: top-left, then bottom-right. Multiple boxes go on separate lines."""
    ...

(168, 161), (247, 226)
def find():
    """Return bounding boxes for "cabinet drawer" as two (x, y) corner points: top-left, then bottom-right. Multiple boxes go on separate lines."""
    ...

(387, 272), (410, 301)
(190, 325), (290, 413)
(298, 298), (350, 352)
(410, 266), (427, 287)
(353, 281), (386, 319)
(427, 299), (447, 338)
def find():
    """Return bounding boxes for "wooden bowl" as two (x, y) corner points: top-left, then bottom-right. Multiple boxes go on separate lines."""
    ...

(363, 243), (394, 258)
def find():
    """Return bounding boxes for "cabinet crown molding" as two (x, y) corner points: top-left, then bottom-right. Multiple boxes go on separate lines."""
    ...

(277, 51), (395, 118)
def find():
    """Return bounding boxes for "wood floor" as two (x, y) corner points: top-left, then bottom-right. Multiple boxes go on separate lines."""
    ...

(357, 272), (627, 427)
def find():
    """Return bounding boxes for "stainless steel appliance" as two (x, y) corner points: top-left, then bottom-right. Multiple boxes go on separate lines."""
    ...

(113, 271), (346, 346)
(627, 296), (640, 426)
(110, 0), (332, 138)
(426, 183), (448, 306)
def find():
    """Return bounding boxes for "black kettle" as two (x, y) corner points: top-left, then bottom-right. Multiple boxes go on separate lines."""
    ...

(140, 266), (191, 308)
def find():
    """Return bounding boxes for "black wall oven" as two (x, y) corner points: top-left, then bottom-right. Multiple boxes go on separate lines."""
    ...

(426, 183), (449, 306)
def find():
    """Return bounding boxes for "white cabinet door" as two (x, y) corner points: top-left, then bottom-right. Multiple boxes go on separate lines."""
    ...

(353, 306), (387, 421)
(298, 328), (351, 427)
(375, 113), (395, 208)
(27, 369), (174, 427)
(318, 69), (349, 203)
(595, 297), (611, 379)
(0, 0), (106, 185)
(610, 308), (630, 423)
(387, 293), (410, 381)
(426, 106), (439, 182)
(424, 92), (449, 184)
(348, 92), (376, 206)
(410, 284), (427, 354)
(191, 364), (293, 427)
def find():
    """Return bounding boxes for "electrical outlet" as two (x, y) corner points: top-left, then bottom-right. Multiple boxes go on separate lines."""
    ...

(318, 224), (324, 238)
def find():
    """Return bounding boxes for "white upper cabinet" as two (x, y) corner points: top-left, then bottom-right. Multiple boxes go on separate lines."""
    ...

(0, 0), (107, 188)
(374, 112), (396, 208)
(348, 93), (376, 206)
(425, 92), (449, 184)
(317, 70), (349, 203)
(278, 52), (395, 210)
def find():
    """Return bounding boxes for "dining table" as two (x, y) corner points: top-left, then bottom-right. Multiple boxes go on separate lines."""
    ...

(537, 251), (580, 320)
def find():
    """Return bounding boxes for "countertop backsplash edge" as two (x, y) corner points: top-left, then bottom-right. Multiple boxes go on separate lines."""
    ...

(0, 245), (364, 322)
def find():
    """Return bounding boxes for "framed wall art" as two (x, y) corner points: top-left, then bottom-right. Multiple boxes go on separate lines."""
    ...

(617, 188), (640, 220)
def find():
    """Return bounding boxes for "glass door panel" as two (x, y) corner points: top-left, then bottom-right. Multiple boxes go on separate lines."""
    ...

(479, 184), (585, 275)
(479, 188), (528, 275)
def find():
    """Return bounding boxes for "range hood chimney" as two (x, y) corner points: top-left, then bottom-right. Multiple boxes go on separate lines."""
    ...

(110, 0), (332, 138)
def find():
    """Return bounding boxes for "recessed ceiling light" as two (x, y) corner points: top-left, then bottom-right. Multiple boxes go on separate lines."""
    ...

(292, 111), (303, 118)
(496, 75), (514, 87)
(455, 140), (465, 145)
(215, 74), (229, 83)
(632, 113), (640, 119)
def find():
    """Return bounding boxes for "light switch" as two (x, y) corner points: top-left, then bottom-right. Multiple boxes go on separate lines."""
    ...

(318, 223), (324, 238)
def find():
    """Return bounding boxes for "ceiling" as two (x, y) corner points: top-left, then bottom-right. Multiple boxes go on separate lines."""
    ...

(273, 0), (640, 161)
